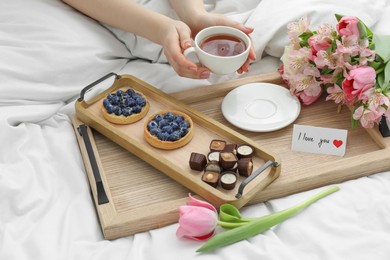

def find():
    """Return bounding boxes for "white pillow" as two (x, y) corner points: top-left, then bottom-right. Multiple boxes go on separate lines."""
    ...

(246, 0), (387, 59)
(0, 0), (131, 104)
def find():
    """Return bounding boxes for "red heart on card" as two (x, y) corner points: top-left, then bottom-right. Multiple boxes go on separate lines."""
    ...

(333, 140), (343, 148)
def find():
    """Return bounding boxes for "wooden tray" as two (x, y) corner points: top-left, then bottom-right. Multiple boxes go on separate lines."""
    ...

(72, 71), (390, 240)
(74, 73), (281, 209)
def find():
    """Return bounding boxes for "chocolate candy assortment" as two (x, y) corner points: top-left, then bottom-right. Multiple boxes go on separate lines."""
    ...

(189, 139), (255, 190)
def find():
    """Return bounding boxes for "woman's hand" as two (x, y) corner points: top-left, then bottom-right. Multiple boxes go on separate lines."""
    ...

(161, 20), (211, 79)
(187, 12), (257, 74)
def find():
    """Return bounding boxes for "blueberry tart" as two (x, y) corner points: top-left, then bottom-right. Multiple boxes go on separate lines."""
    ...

(144, 110), (193, 149)
(101, 87), (150, 124)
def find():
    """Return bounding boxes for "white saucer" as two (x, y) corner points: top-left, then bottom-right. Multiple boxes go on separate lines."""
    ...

(221, 83), (301, 132)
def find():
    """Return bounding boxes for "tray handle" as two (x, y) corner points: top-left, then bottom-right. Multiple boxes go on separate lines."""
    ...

(77, 124), (109, 205)
(78, 72), (121, 102)
(235, 160), (279, 199)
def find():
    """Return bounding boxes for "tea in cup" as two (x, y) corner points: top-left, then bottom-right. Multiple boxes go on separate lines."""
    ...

(183, 26), (251, 75)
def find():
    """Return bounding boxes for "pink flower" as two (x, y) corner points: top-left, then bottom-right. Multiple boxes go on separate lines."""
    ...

(176, 194), (218, 241)
(342, 66), (376, 103)
(353, 106), (382, 128)
(287, 16), (310, 48)
(326, 84), (345, 104)
(297, 89), (323, 105)
(308, 34), (332, 56)
(337, 16), (360, 37)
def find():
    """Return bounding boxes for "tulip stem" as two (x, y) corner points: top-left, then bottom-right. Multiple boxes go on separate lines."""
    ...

(217, 221), (247, 228)
(197, 186), (340, 253)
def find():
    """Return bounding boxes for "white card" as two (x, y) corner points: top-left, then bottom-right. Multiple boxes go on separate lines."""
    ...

(291, 124), (348, 156)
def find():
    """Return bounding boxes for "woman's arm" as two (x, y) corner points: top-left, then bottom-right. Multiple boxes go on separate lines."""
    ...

(63, 0), (210, 79)
(63, 0), (173, 45)
(168, 0), (207, 34)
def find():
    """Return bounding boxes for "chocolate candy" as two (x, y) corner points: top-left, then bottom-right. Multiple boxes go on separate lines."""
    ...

(237, 144), (254, 159)
(207, 151), (220, 162)
(224, 162), (238, 173)
(202, 171), (220, 187)
(219, 152), (237, 170)
(205, 161), (222, 173)
(237, 158), (253, 177)
(209, 139), (226, 152)
(220, 171), (237, 190)
(223, 143), (237, 155)
(189, 152), (207, 171)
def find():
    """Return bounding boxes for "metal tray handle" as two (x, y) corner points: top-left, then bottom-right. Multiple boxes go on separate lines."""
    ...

(78, 72), (121, 102)
(78, 124), (109, 205)
(235, 160), (279, 199)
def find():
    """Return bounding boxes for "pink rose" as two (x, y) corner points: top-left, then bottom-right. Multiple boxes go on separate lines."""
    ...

(342, 66), (376, 103)
(176, 194), (218, 241)
(336, 16), (360, 37)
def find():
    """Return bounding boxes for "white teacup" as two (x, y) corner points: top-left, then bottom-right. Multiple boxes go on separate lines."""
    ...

(183, 26), (251, 75)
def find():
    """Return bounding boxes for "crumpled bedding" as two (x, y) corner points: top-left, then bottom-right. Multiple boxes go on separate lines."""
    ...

(1, 0), (390, 259)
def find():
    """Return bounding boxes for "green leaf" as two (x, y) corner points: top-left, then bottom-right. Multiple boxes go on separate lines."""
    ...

(378, 72), (385, 89)
(373, 35), (390, 62)
(357, 18), (373, 38)
(219, 204), (252, 225)
(335, 14), (343, 22)
(197, 186), (340, 253)
(357, 21), (367, 39)
(369, 61), (382, 70)
(384, 60), (390, 88)
(352, 118), (358, 129)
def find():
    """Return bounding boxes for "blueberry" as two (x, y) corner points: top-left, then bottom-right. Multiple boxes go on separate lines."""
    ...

(105, 104), (114, 114)
(150, 128), (160, 136)
(110, 95), (120, 106)
(158, 119), (168, 128)
(154, 114), (163, 122)
(107, 93), (116, 101)
(103, 99), (111, 108)
(113, 106), (122, 116)
(170, 121), (180, 131)
(169, 131), (181, 141)
(147, 121), (158, 130)
(132, 105), (142, 114)
(179, 120), (190, 128)
(122, 107), (132, 116)
(132, 93), (141, 100)
(116, 90), (124, 96)
(174, 115), (184, 123)
(164, 112), (175, 121)
(119, 96), (127, 107)
(124, 97), (136, 107)
(135, 96), (146, 106)
(162, 125), (173, 134)
(126, 88), (135, 96)
(157, 132), (170, 141)
(179, 127), (188, 137)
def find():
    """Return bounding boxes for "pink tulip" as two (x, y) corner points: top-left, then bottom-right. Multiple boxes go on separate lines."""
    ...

(336, 16), (360, 37)
(342, 66), (376, 103)
(176, 194), (218, 241)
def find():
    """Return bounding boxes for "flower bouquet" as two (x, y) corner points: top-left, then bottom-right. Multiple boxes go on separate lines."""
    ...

(280, 14), (390, 128)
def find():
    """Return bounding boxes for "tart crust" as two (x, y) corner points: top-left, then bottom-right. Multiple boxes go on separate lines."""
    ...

(101, 90), (150, 125)
(144, 110), (194, 150)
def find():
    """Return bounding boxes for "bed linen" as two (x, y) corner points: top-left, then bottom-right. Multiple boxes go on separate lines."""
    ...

(1, 0), (390, 259)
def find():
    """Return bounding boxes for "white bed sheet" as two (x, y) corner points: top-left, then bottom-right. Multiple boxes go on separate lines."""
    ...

(1, 0), (390, 259)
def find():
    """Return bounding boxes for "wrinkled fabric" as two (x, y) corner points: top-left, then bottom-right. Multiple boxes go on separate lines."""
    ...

(1, 0), (390, 260)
